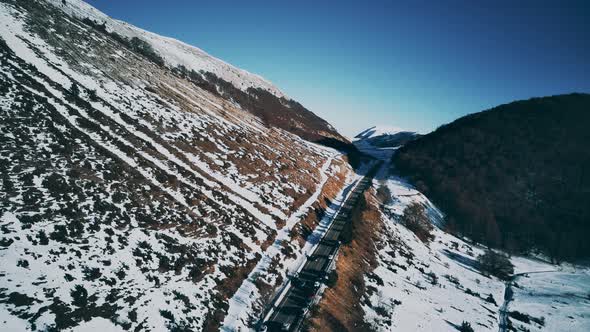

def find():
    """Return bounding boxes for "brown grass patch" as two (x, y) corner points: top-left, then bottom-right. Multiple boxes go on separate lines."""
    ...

(202, 254), (261, 331)
(306, 190), (383, 332)
(295, 159), (349, 246)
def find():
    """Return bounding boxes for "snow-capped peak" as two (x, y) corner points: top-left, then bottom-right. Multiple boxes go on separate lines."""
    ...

(46, 0), (287, 99)
(354, 125), (407, 141)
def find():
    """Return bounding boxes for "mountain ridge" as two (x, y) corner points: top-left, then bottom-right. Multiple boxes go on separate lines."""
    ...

(394, 93), (590, 260)
(354, 125), (408, 140)
(0, 1), (357, 330)
(47, 0), (287, 99)
(354, 125), (420, 151)
(45, 0), (349, 145)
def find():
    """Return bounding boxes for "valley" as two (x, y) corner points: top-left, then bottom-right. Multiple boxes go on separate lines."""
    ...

(300, 132), (590, 332)
(1, 1), (589, 332)
(260, 162), (380, 332)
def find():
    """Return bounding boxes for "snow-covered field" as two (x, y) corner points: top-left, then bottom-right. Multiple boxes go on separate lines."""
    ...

(509, 264), (590, 332)
(363, 176), (506, 331)
(355, 131), (590, 332)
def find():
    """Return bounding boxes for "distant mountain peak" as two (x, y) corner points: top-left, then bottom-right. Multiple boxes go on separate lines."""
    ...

(353, 125), (420, 149)
(354, 125), (408, 141)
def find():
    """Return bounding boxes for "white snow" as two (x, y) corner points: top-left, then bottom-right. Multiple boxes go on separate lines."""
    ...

(0, 306), (29, 331)
(354, 125), (407, 141)
(221, 153), (352, 331)
(45, 0), (287, 99)
(509, 264), (590, 332)
(363, 175), (505, 331)
(357, 136), (590, 332)
(67, 317), (127, 332)
(0, 2), (356, 330)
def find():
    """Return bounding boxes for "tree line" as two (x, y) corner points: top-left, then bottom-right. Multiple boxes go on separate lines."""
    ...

(394, 93), (590, 261)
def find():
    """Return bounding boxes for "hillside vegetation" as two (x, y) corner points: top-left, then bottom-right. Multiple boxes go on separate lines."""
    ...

(394, 93), (590, 260)
(0, 1), (355, 330)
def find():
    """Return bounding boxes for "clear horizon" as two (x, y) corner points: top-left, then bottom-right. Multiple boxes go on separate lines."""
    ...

(86, 0), (590, 137)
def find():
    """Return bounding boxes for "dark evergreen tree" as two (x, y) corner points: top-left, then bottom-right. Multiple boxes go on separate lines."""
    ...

(69, 82), (80, 97)
(394, 93), (590, 260)
(478, 249), (514, 280)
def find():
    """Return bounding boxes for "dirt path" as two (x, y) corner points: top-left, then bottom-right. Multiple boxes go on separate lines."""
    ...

(498, 270), (558, 332)
(498, 279), (514, 332)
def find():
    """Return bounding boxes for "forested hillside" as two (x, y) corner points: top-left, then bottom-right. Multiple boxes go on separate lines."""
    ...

(394, 93), (590, 260)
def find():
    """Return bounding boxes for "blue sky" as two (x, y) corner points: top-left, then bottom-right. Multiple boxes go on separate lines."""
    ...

(86, 0), (590, 137)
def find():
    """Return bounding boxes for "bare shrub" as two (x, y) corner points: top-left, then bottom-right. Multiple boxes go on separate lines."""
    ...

(478, 249), (514, 280)
(400, 203), (434, 242)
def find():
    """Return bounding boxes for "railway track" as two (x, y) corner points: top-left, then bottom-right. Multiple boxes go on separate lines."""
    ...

(260, 162), (382, 332)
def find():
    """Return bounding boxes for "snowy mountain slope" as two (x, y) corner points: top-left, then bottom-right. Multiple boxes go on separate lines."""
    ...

(362, 175), (506, 331)
(307, 134), (590, 331)
(393, 94), (590, 260)
(46, 0), (286, 99)
(354, 126), (420, 150)
(48, 0), (347, 144)
(0, 1), (356, 330)
(354, 126), (406, 140)
(363, 184), (590, 332)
